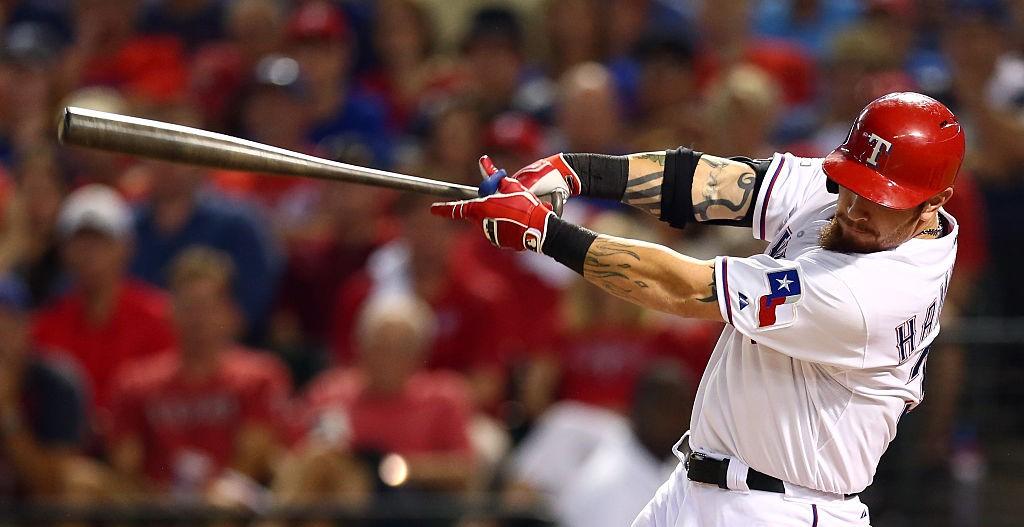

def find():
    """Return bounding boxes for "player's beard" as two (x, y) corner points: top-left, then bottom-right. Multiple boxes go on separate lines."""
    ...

(819, 212), (921, 254)
(819, 218), (878, 253)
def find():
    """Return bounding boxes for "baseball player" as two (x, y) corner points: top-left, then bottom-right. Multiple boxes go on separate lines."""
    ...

(430, 92), (964, 525)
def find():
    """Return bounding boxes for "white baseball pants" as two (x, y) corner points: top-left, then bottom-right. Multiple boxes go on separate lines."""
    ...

(631, 459), (873, 526)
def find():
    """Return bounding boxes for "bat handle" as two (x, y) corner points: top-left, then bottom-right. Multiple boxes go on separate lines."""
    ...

(548, 189), (567, 217)
(478, 156), (565, 217)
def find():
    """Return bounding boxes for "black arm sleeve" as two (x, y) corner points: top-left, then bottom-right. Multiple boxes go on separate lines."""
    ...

(561, 153), (629, 201)
(541, 215), (598, 275)
(660, 148), (772, 230)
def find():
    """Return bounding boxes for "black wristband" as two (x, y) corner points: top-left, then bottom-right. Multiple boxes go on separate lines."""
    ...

(660, 147), (701, 229)
(562, 153), (629, 201)
(541, 215), (598, 275)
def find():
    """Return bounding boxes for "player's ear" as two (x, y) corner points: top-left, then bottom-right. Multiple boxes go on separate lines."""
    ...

(919, 187), (953, 218)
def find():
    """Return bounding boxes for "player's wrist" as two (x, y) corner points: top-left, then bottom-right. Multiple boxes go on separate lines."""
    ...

(541, 215), (598, 275)
(561, 153), (629, 201)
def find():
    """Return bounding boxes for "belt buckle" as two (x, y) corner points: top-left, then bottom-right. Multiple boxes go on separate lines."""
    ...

(685, 450), (706, 471)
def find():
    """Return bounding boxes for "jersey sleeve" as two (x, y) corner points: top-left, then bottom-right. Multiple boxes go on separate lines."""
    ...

(750, 153), (832, 243)
(714, 253), (868, 369)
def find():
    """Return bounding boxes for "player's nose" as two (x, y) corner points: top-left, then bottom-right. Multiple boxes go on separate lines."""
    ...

(845, 194), (871, 222)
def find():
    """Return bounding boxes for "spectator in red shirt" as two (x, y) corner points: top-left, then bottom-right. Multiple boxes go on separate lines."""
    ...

(109, 247), (291, 500)
(32, 184), (175, 419)
(524, 211), (716, 415)
(190, 0), (288, 130)
(302, 293), (476, 493)
(330, 195), (517, 411)
(62, 0), (188, 102)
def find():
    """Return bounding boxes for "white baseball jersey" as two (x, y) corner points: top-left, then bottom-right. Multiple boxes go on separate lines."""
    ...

(689, 152), (958, 495)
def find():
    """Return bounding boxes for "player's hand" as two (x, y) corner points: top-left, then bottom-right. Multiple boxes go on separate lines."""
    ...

(432, 177), (554, 252)
(479, 154), (581, 198)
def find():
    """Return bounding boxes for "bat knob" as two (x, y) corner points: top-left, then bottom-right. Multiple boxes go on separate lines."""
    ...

(548, 189), (567, 218)
(478, 168), (507, 197)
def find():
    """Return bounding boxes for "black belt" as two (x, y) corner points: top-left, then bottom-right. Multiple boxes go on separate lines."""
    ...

(685, 451), (858, 499)
(685, 451), (785, 493)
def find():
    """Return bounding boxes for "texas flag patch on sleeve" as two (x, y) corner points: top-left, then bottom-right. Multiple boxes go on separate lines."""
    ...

(758, 268), (802, 328)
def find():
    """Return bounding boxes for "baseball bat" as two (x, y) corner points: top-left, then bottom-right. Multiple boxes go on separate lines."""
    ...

(57, 106), (481, 200)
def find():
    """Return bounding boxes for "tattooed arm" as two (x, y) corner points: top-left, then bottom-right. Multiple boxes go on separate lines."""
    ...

(581, 234), (722, 321)
(622, 151), (762, 226)
(621, 152), (668, 217)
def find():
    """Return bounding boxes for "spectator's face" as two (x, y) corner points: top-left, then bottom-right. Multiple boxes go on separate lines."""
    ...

(291, 40), (351, 89)
(361, 317), (425, 393)
(547, 0), (603, 68)
(608, 0), (649, 55)
(374, 0), (430, 67)
(430, 108), (482, 179)
(465, 40), (521, 105)
(321, 183), (385, 232)
(700, 0), (750, 44)
(943, 17), (1006, 78)
(63, 230), (129, 290)
(75, 0), (139, 48)
(639, 58), (694, 112)
(173, 279), (239, 353)
(401, 197), (457, 266)
(242, 89), (308, 149)
(19, 157), (66, 236)
(0, 63), (50, 123)
(0, 309), (29, 366)
(559, 83), (621, 152)
(826, 62), (871, 118)
(144, 160), (204, 202)
(228, 0), (284, 58)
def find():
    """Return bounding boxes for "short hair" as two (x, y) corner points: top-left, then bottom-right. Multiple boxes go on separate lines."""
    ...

(169, 246), (236, 294)
(355, 293), (436, 354)
(633, 31), (694, 66)
(461, 6), (523, 53)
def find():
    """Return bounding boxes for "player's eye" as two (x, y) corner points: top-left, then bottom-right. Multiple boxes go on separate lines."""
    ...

(825, 177), (839, 194)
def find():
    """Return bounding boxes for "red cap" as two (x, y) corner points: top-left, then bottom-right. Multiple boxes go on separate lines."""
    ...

(287, 1), (350, 43)
(485, 113), (543, 158)
(822, 92), (965, 209)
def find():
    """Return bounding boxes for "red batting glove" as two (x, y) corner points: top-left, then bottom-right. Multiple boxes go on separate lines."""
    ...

(431, 178), (554, 252)
(511, 153), (582, 198)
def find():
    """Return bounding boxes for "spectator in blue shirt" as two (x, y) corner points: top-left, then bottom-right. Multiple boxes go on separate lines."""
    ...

(285, 1), (393, 168)
(753, 0), (864, 58)
(0, 275), (88, 500)
(129, 106), (280, 340)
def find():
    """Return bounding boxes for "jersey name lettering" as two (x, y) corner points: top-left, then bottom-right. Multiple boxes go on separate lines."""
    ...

(895, 316), (916, 363)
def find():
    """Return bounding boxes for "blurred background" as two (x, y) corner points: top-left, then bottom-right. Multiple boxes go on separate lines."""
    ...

(0, 0), (1020, 525)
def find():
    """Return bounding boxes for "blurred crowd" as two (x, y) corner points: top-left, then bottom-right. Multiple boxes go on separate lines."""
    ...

(0, 0), (1022, 525)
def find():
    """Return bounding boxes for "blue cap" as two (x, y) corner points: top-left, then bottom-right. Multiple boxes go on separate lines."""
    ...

(0, 276), (30, 312)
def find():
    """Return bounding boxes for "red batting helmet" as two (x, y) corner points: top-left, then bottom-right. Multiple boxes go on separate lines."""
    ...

(822, 92), (965, 210)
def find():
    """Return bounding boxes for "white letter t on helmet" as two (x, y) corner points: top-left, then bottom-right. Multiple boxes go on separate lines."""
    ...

(865, 133), (893, 167)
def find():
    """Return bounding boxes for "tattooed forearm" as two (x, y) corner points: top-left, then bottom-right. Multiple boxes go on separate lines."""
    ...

(623, 152), (666, 216)
(692, 156), (756, 222)
(696, 265), (717, 302)
(583, 239), (647, 297)
(633, 152), (666, 166)
(579, 235), (722, 321)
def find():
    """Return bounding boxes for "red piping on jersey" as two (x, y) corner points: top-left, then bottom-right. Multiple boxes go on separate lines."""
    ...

(759, 157), (787, 240)
(721, 257), (733, 325)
